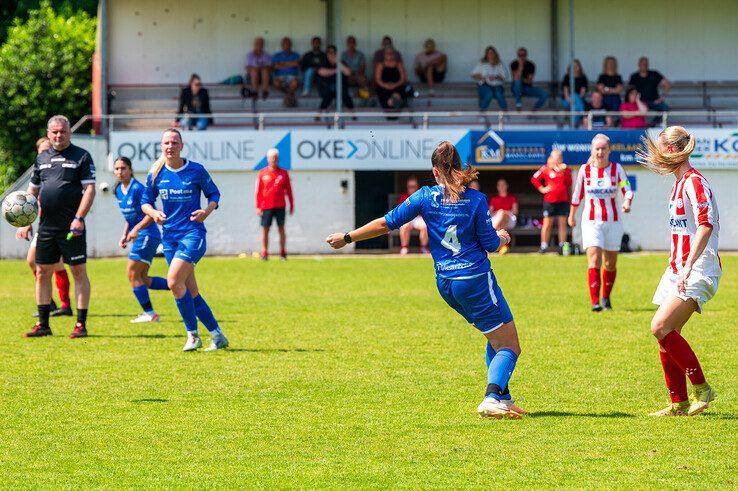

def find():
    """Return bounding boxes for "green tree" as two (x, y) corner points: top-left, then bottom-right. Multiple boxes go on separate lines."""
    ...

(0, 1), (95, 192)
(0, 1), (97, 45)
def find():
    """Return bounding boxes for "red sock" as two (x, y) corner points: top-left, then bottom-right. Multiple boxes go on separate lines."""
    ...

(602, 269), (616, 299)
(587, 268), (601, 305)
(658, 331), (706, 386)
(659, 351), (688, 403)
(54, 270), (71, 309)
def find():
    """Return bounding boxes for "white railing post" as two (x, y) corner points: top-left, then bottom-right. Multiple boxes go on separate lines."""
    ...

(258, 114), (265, 131)
(334, 112), (340, 130)
(497, 111), (504, 130)
(422, 113), (429, 129)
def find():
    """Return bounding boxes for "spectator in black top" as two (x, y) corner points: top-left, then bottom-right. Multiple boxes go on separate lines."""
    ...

(301, 36), (326, 96)
(173, 74), (212, 131)
(373, 36), (403, 82)
(596, 56), (623, 111)
(561, 59), (588, 127)
(23, 115), (96, 339)
(510, 47), (548, 110)
(629, 56), (671, 123)
(585, 90), (613, 130)
(375, 48), (409, 111)
(316, 45), (354, 116)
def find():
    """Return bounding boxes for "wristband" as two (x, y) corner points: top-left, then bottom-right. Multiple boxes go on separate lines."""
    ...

(74, 216), (85, 222)
(343, 233), (353, 244)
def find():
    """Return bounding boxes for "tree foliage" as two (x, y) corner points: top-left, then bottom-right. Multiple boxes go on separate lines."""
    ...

(0, 0), (97, 45)
(0, 1), (95, 192)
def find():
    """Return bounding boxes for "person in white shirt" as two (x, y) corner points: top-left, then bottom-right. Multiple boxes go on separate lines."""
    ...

(471, 46), (508, 111)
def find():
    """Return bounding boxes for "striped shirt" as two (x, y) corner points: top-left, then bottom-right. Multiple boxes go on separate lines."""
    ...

(667, 167), (721, 276)
(571, 162), (633, 222)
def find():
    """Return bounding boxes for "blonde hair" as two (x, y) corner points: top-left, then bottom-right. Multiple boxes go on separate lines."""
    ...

(150, 128), (183, 181)
(638, 126), (695, 176)
(587, 133), (611, 166)
(431, 141), (478, 203)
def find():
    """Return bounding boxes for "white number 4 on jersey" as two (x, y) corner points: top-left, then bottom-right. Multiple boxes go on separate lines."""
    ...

(441, 225), (461, 255)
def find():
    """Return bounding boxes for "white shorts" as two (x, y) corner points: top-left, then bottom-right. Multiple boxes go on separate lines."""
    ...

(581, 220), (623, 251)
(652, 269), (720, 313)
(412, 216), (426, 229)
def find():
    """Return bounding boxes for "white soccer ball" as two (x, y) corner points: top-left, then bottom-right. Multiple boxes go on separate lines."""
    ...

(2, 191), (38, 227)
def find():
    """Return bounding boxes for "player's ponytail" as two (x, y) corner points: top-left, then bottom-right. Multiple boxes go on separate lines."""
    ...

(431, 141), (478, 203)
(638, 126), (695, 176)
(149, 127), (183, 181)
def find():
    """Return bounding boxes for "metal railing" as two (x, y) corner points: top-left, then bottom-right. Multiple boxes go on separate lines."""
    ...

(71, 109), (738, 134)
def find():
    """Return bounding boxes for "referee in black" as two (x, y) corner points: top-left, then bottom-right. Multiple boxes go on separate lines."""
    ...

(23, 115), (96, 338)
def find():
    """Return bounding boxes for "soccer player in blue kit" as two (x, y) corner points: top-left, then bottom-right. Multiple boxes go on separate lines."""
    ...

(141, 128), (229, 352)
(113, 156), (169, 323)
(327, 141), (526, 418)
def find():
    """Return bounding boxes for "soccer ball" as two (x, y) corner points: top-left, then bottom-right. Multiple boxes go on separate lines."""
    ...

(2, 191), (38, 227)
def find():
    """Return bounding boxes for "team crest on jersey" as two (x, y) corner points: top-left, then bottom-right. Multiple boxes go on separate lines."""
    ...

(160, 189), (169, 200)
(676, 198), (684, 208)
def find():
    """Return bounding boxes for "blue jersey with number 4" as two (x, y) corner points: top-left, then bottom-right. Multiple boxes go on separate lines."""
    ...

(385, 186), (500, 279)
(115, 178), (160, 239)
(143, 160), (220, 239)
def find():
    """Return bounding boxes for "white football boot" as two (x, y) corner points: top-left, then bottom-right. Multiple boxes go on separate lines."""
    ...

(130, 313), (160, 324)
(477, 397), (521, 419)
(182, 332), (202, 352)
(204, 332), (229, 351)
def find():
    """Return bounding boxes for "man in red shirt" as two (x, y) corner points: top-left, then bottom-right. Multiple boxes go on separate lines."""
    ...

(531, 149), (572, 253)
(255, 149), (294, 260)
(397, 176), (429, 255)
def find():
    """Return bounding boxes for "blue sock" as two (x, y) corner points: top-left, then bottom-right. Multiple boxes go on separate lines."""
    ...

(132, 285), (154, 314)
(486, 348), (518, 401)
(192, 294), (221, 334)
(174, 291), (198, 333)
(485, 342), (511, 400)
(149, 276), (169, 290)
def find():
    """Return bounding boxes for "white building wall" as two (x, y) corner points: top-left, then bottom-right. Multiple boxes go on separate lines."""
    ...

(556, 0), (738, 82)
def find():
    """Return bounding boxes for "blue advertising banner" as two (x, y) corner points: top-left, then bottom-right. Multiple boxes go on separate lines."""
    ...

(470, 130), (645, 167)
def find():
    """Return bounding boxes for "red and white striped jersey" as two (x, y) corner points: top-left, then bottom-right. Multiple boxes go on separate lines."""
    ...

(571, 163), (634, 222)
(667, 168), (721, 276)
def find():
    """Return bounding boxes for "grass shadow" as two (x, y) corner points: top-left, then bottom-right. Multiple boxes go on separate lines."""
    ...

(87, 334), (182, 339)
(226, 348), (326, 353)
(529, 411), (636, 419)
(130, 398), (168, 403)
(88, 314), (140, 318)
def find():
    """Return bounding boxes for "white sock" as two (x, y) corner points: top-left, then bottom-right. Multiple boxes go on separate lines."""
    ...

(541, 242), (548, 249)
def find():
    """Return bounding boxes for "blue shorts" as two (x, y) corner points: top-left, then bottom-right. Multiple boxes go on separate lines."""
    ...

(163, 232), (207, 265)
(128, 234), (161, 265)
(436, 271), (513, 334)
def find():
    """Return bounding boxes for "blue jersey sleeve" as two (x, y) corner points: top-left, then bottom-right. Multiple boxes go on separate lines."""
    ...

(474, 199), (501, 252)
(199, 167), (220, 205)
(142, 172), (158, 208)
(384, 189), (424, 230)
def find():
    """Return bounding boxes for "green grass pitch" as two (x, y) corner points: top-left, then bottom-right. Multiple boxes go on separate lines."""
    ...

(0, 253), (736, 488)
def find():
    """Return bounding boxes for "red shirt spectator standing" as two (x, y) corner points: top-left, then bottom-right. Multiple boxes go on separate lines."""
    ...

(255, 149), (294, 260)
(531, 149), (572, 253)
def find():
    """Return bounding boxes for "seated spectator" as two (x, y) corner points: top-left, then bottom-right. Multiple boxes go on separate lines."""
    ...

(414, 39), (447, 96)
(301, 36), (327, 96)
(561, 59), (588, 127)
(272, 37), (301, 107)
(619, 86), (648, 129)
(173, 74), (212, 131)
(596, 56), (623, 111)
(586, 90), (613, 130)
(316, 45), (354, 116)
(472, 46), (508, 111)
(489, 178), (518, 254)
(341, 35), (369, 99)
(246, 37), (272, 100)
(629, 56), (671, 124)
(375, 48), (409, 111)
(510, 47), (548, 111)
(373, 35), (403, 66)
(397, 177), (429, 255)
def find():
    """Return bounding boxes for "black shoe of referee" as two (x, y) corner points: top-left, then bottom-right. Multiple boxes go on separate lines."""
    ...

(33, 299), (57, 318)
(51, 305), (73, 317)
(25, 322), (53, 337)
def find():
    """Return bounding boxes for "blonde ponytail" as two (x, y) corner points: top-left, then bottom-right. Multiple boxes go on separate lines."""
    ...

(431, 141), (478, 203)
(638, 126), (695, 176)
(150, 127), (183, 181)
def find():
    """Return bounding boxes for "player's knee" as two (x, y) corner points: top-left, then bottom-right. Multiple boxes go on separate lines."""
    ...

(650, 317), (668, 338)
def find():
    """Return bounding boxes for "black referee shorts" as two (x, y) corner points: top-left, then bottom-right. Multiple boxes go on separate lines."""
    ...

(261, 208), (286, 227)
(35, 228), (87, 265)
(543, 202), (570, 218)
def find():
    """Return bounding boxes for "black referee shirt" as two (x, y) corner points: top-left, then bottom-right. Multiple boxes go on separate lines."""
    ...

(30, 143), (95, 232)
